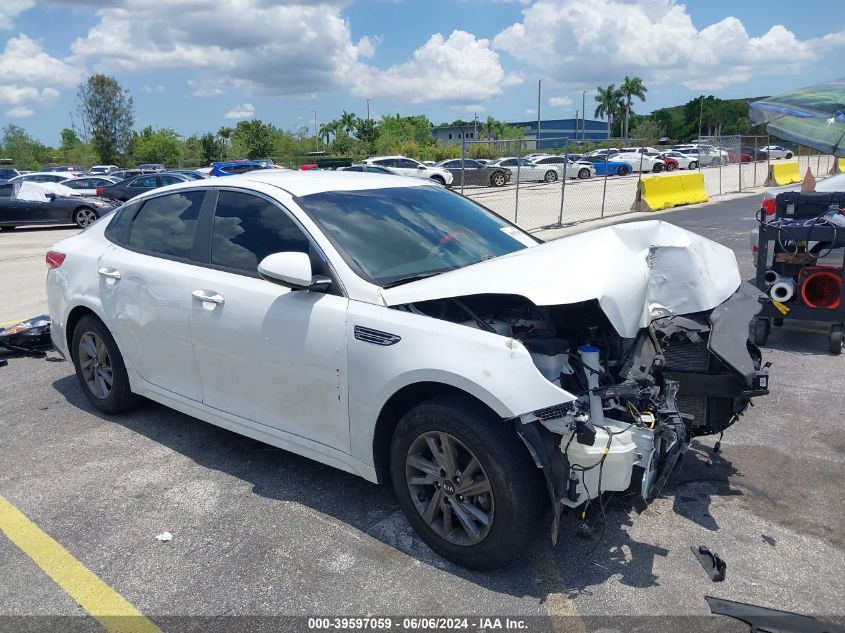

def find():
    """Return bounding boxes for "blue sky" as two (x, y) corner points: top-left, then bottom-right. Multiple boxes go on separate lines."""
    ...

(1, 0), (843, 146)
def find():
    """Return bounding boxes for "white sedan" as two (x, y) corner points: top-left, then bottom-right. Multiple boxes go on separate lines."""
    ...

(362, 155), (453, 186)
(760, 145), (794, 160)
(531, 155), (595, 179)
(609, 152), (666, 173)
(59, 176), (119, 196)
(47, 171), (768, 569)
(487, 157), (561, 182)
(658, 151), (697, 169)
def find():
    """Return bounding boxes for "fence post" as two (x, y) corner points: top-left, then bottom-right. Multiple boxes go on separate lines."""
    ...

(738, 136), (743, 191)
(460, 138), (466, 196)
(558, 145), (568, 226)
(766, 134), (771, 187)
(600, 154), (609, 219)
(753, 136), (757, 186)
(514, 147), (521, 225)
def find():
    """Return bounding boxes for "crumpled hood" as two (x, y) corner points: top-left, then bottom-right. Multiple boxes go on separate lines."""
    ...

(382, 220), (741, 337)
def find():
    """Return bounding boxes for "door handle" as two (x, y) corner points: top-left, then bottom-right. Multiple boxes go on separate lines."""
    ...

(192, 290), (225, 305)
(97, 267), (121, 280)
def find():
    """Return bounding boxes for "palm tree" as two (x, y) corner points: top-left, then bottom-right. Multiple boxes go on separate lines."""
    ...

(619, 76), (647, 139)
(338, 111), (358, 137)
(216, 126), (233, 160)
(594, 84), (622, 139)
(318, 122), (333, 146)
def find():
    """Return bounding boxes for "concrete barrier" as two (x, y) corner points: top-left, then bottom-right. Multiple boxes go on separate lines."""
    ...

(631, 172), (708, 212)
(765, 161), (802, 186)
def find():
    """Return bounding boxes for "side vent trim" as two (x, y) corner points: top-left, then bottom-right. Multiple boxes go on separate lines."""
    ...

(354, 325), (401, 346)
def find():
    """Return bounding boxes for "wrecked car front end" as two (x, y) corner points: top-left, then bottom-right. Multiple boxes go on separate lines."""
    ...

(384, 221), (769, 538)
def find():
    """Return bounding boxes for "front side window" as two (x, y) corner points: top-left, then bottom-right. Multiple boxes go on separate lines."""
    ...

(296, 186), (538, 286)
(211, 191), (310, 273)
(132, 176), (157, 188)
(127, 191), (204, 259)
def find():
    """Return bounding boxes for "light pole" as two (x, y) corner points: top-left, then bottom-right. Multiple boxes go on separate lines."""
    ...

(537, 79), (542, 151)
(313, 110), (318, 151)
(582, 90), (586, 141)
(366, 99), (371, 122)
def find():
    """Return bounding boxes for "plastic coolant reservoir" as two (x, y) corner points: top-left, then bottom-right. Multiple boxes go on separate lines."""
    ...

(530, 352), (569, 382)
(565, 426), (638, 497)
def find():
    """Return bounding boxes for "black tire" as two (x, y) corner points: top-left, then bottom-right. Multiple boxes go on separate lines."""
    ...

(71, 314), (141, 414)
(829, 325), (843, 355)
(490, 172), (506, 187)
(0, 226), (15, 231)
(666, 163), (676, 172)
(785, 153), (793, 159)
(688, 161), (698, 169)
(616, 165), (629, 176)
(544, 170), (558, 183)
(73, 207), (98, 229)
(430, 175), (446, 186)
(577, 168), (590, 179)
(390, 395), (545, 570)
(752, 318), (770, 346)
(653, 163), (663, 173)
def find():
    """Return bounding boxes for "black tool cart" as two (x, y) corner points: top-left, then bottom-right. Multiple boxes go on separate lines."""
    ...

(753, 191), (845, 354)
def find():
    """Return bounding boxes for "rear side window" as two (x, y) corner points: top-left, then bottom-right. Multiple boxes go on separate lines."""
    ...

(104, 200), (142, 244)
(127, 191), (204, 259)
(211, 191), (310, 273)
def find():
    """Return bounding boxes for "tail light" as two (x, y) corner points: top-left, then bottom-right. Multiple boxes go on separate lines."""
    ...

(45, 251), (66, 269)
(95, 188), (104, 196)
(761, 197), (776, 216)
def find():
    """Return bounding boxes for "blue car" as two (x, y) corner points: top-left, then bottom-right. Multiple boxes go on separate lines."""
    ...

(579, 156), (634, 177)
(209, 161), (273, 177)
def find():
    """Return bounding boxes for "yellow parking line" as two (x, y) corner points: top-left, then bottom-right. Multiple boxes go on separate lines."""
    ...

(0, 495), (162, 633)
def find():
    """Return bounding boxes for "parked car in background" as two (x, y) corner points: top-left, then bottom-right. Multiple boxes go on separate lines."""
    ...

(89, 165), (120, 175)
(658, 151), (697, 170)
(59, 176), (119, 196)
(169, 170), (208, 180)
(660, 155), (679, 171)
(433, 159), (512, 187)
(760, 145), (794, 160)
(486, 157), (560, 183)
(620, 146), (662, 156)
(584, 148), (620, 158)
(109, 169), (146, 181)
(340, 164), (400, 175)
(96, 172), (191, 202)
(676, 147), (722, 167)
(362, 156), (453, 186)
(44, 164), (86, 176)
(137, 163), (165, 172)
(0, 167), (20, 183)
(531, 155), (594, 179)
(9, 171), (78, 184)
(45, 170), (767, 568)
(579, 155), (634, 176)
(210, 161), (273, 177)
(0, 181), (116, 230)
(609, 152), (665, 173)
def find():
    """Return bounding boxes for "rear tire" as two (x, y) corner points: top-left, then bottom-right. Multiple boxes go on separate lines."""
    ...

(578, 168), (590, 179)
(71, 314), (141, 414)
(653, 164), (664, 173)
(688, 161), (698, 169)
(490, 172), (506, 187)
(617, 165), (629, 176)
(666, 163), (676, 171)
(829, 325), (843, 355)
(390, 395), (545, 569)
(73, 207), (98, 229)
(0, 226), (15, 231)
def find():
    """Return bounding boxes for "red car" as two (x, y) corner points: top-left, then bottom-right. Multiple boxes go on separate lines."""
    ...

(661, 156), (679, 171)
(727, 149), (753, 163)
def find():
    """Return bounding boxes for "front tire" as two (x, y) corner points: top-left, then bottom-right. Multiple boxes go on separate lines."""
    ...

(390, 395), (545, 569)
(652, 163), (664, 173)
(490, 172), (506, 187)
(71, 314), (140, 414)
(544, 170), (558, 183)
(688, 160), (698, 169)
(785, 153), (793, 159)
(430, 175), (446, 186)
(578, 168), (591, 179)
(0, 226), (15, 231)
(74, 207), (98, 229)
(665, 163), (676, 172)
(617, 165), (629, 176)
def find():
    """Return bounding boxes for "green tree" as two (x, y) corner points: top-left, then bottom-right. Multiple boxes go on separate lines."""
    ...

(593, 84), (622, 138)
(60, 128), (80, 152)
(200, 133), (223, 165)
(76, 74), (134, 163)
(337, 111), (358, 137)
(1, 124), (51, 169)
(629, 116), (664, 143)
(217, 126), (233, 160)
(230, 119), (276, 159)
(619, 76), (647, 138)
(131, 126), (182, 165)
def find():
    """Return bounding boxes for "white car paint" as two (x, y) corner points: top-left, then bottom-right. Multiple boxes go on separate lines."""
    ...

(531, 155), (596, 179)
(487, 157), (561, 182)
(609, 152), (666, 173)
(46, 170), (762, 566)
(89, 165), (120, 175)
(760, 145), (794, 160)
(9, 171), (78, 184)
(59, 176), (119, 196)
(362, 155), (453, 186)
(658, 151), (697, 169)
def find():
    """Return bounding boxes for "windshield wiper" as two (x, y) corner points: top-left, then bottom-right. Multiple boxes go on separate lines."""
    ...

(381, 271), (446, 289)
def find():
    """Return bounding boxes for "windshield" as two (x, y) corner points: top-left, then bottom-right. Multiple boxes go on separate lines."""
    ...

(296, 186), (538, 286)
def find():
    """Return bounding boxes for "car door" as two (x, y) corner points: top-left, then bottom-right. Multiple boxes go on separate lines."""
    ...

(97, 191), (209, 401)
(0, 184), (32, 224)
(187, 189), (350, 451)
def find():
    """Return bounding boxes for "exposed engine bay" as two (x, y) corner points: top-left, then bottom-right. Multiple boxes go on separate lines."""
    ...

(396, 282), (769, 538)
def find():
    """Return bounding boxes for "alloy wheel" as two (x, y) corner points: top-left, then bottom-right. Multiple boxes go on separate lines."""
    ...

(405, 431), (494, 546)
(78, 331), (113, 399)
(75, 208), (97, 228)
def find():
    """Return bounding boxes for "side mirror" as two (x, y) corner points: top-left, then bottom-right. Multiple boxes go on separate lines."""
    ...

(46, 193), (57, 200)
(257, 252), (330, 291)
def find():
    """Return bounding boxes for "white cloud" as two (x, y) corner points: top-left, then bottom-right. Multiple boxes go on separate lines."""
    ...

(548, 96), (572, 107)
(143, 83), (165, 93)
(525, 108), (536, 115)
(350, 30), (521, 104)
(225, 103), (255, 119)
(0, 0), (33, 30)
(67, 2), (517, 107)
(493, 0), (845, 90)
(0, 35), (83, 117)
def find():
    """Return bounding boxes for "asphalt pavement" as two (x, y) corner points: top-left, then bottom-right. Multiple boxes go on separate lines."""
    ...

(1, 196), (843, 632)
